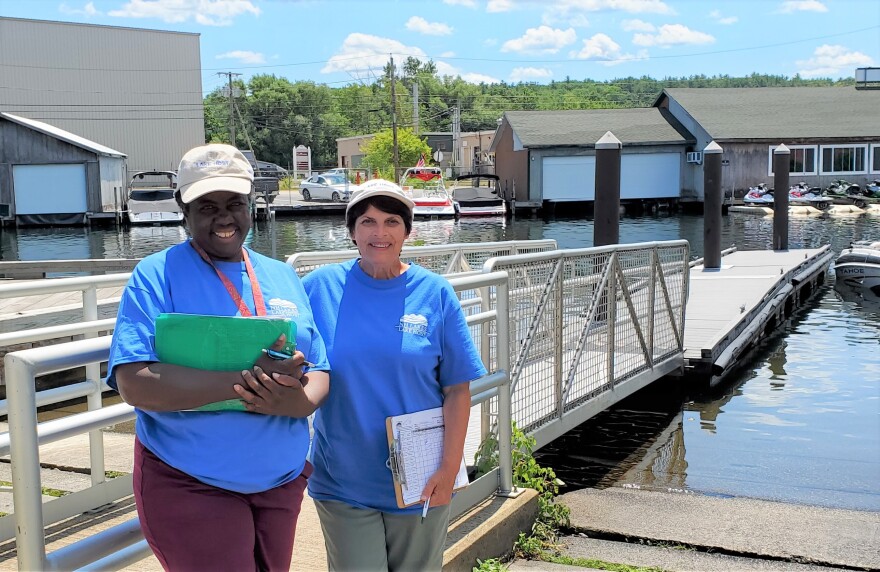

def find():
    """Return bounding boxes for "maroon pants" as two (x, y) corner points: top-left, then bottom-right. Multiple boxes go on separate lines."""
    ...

(133, 438), (311, 572)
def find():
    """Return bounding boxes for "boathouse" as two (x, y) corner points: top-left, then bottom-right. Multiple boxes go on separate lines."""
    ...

(491, 108), (694, 209)
(655, 87), (880, 201)
(0, 113), (126, 226)
(491, 86), (880, 209)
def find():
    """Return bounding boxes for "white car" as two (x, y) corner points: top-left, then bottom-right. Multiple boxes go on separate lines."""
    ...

(299, 174), (359, 202)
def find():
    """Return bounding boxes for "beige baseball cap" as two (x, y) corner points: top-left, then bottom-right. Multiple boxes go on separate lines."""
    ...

(346, 179), (415, 216)
(177, 144), (254, 204)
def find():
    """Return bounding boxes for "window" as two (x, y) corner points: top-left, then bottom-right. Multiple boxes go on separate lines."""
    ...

(871, 144), (880, 174)
(820, 144), (867, 175)
(767, 145), (816, 176)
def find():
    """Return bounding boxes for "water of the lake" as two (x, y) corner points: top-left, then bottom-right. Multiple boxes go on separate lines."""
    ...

(2, 211), (878, 511)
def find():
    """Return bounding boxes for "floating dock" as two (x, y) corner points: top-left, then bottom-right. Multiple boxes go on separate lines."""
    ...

(683, 246), (834, 385)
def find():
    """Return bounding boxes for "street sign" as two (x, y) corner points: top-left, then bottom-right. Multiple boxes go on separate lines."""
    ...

(433, 150), (444, 162)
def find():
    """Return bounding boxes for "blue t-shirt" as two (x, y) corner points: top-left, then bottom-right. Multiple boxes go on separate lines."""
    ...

(303, 260), (486, 513)
(107, 242), (329, 494)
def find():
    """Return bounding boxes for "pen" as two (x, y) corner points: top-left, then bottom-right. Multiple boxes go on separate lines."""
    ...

(420, 496), (431, 524)
(261, 348), (315, 367)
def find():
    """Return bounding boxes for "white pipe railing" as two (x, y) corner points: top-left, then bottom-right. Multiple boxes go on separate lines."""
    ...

(2, 270), (514, 570)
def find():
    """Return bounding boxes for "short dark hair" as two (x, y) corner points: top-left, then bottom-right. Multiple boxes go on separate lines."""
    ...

(345, 195), (413, 236)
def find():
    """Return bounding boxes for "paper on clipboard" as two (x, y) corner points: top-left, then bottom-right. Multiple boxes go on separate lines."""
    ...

(386, 407), (469, 508)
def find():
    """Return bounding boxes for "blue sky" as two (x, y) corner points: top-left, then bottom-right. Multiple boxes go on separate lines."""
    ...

(4, 0), (878, 95)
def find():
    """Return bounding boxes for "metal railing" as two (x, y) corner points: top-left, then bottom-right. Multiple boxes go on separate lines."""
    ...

(1, 271), (514, 570)
(287, 239), (557, 277)
(482, 240), (690, 450)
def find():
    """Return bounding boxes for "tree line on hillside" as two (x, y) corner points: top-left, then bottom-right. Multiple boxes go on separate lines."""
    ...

(203, 57), (852, 170)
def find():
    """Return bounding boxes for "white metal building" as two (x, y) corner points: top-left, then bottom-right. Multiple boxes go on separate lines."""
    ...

(0, 17), (205, 174)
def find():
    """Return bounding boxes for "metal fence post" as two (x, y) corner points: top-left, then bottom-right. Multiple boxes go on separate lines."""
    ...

(6, 353), (48, 571)
(83, 286), (106, 486)
(494, 279), (514, 496)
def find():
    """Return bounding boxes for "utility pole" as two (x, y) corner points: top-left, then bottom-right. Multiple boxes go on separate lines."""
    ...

(218, 71), (241, 146)
(389, 55), (400, 183)
(412, 82), (419, 135)
(452, 104), (461, 176)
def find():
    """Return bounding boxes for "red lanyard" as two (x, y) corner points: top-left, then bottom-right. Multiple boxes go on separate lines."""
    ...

(190, 240), (267, 317)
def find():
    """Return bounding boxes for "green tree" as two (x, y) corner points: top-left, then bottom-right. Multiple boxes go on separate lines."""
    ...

(360, 128), (432, 180)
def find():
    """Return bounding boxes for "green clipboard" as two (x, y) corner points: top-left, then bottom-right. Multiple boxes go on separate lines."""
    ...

(155, 313), (296, 412)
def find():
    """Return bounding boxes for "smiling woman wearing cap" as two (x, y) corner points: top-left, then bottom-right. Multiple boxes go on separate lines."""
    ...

(302, 179), (486, 572)
(107, 143), (330, 571)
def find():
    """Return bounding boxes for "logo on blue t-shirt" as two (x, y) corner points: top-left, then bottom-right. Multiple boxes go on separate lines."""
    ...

(268, 298), (300, 317)
(397, 314), (428, 336)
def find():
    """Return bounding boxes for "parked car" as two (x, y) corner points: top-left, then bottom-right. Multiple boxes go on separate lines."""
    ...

(299, 174), (360, 202)
(320, 167), (347, 177)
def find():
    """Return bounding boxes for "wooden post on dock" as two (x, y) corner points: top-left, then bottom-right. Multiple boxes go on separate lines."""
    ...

(703, 141), (723, 270)
(773, 144), (790, 251)
(594, 131), (621, 247)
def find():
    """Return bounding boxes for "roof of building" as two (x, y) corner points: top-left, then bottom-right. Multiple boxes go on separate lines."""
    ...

(0, 112), (126, 158)
(501, 107), (693, 149)
(655, 87), (880, 140)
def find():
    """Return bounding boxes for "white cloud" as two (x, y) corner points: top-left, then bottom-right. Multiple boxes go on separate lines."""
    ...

(461, 72), (502, 84)
(440, 51), (456, 57)
(570, 32), (646, 65)
(632, 24), (714, 47)
(778, 0), (828, 13)
(509, 67), (553, 82)
(59, 2), (100, 16)
(501, 26), (577, 54)
(405, 16), (453, 36)
(487, 0), (514, 13)
(434, 60), (500, 84)
(709, 10), (738, 24)
(554, 0), (673, 15)
(796, 44), (873, 77)
(484, 38), (499, 47)
(543, 12), (590, 28)
(108, 0), (259, 26)
(216, 50), (266, 64)
(322, 33), (427, 77)
(622, 18), (655, 32)
(443, 0), (476, 7)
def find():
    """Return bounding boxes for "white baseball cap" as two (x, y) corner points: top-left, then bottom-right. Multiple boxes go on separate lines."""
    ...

(177, 144), (254, 204)
(346, 179), (415, 216)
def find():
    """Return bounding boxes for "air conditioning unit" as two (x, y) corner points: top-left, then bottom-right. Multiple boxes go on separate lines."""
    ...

(686, 152), (703, 164)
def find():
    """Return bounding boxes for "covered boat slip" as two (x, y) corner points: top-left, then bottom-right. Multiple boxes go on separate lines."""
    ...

(684, 247), (834, 383)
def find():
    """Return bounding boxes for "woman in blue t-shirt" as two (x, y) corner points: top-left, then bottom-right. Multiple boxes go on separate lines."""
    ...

(109, 144), (330, 571)
(303, 179), (486, 571)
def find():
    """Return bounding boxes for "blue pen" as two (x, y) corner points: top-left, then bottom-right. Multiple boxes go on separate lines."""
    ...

(420, 497), (431, 524)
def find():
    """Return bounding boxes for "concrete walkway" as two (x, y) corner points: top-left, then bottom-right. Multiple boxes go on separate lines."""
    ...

(0, 416), (537, 571)
(509, 487), (878, 572)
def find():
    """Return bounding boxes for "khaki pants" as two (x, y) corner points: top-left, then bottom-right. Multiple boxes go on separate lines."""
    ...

(314, 499), (451, 572)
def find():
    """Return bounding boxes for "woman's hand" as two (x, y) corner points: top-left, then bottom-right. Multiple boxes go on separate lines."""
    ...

(234, 366), (306, 416)
(420, 466), (459, 508)
(254, 334), (310, 380)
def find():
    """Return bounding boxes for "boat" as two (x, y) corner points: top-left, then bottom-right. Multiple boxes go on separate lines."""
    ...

(834, 240), (880, 292)
(401, 167), (457, 218)
(743, 183), (774, 205)
(788, 182), (831, 210)
(449, 174), (506, 217)
(125, 170), (183, 225)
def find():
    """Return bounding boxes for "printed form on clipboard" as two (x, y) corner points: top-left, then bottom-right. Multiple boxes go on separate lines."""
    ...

(386, 407), (469, 508)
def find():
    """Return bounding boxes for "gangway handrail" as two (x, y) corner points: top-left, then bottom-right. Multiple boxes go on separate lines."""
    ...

(2, 271), (514, 571)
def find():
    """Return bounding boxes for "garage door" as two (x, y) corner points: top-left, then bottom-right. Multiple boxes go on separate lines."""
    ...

(13, 164), (87, 215)
(542, 153), (680, 201)
(621, 153), (679, 199)
(543, 156), (595, 201)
